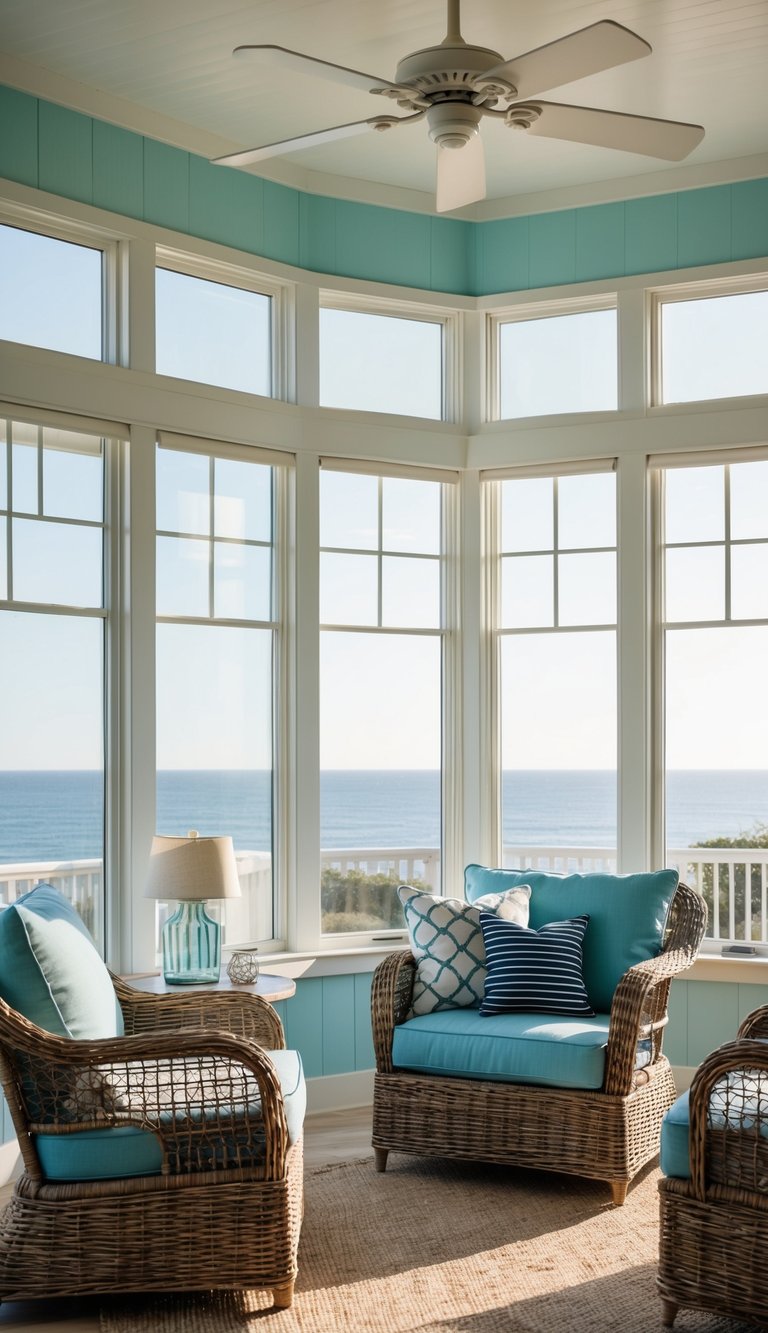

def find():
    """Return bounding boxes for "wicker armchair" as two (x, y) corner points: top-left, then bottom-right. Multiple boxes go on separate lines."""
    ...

(0, 975), (304, 1308)
(658, 1004), (768, 1328)
(372, 880), (705, 1205)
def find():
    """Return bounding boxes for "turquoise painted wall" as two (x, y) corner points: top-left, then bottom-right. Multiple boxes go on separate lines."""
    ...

(1, 85), (766, 297)
(271, 973), (375, 1079)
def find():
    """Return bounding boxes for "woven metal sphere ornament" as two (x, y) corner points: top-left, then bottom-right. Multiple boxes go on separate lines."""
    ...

(226, 949), (260, 984)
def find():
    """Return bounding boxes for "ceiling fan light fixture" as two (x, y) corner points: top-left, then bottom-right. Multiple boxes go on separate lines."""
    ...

(427, 102), (481, 149)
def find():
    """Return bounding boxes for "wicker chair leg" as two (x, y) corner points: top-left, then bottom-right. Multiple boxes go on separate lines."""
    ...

(659, 1297), (678, 1327)
(272, 1281), (294, 1309)
(610, 1180), (628, 1206)
(374, 1147), (389, 1173)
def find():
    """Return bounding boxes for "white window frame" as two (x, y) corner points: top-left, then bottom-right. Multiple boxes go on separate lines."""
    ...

(155, 245), (293, 402)
(318, 289), (461, 425)
(0, 201), (121, 366)
(308, 455), (461, 952)
(487, 292), (619, 425)
(650, 271), (768, 410)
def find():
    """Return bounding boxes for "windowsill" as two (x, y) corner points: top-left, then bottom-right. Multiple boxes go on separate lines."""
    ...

(254, 945), (768, 986)
(682, 952), (768, 983)
(255, 943), (408, 981)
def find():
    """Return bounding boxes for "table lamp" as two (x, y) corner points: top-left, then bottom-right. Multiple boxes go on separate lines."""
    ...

(145, 830), (241, 984)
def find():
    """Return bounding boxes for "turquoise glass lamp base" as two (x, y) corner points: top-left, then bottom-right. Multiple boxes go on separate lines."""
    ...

(161, 900), (221, 984)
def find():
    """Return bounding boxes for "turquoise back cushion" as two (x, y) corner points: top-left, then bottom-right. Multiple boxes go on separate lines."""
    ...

(0, 883), (123, 1039)
(465, 865), (678, 1013)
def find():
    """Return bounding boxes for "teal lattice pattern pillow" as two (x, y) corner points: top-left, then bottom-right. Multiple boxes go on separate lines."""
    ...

(398, 884), (531, 1016)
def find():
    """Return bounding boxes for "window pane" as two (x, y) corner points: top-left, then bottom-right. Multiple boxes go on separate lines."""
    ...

(501, 632), (617, 857)
(666, 627), (768, 944)
(665, 546), (724, 622)
(156, 449), (210, 535)
(0, 224), (102, 359)
(0, 612), (105, 945)
(661, 291), (768, 404)
(558, 552), (616, 626)
(214, 458), (271, 542)
(382, 556), (440, 628)
(320, 470), (378, 550)
(12, 437), (38, 514)
(730, 461), (768, 540)
(665, 466), (724, 544)
(499, 310), (617, 419)
(213, 542), (271, 621)
(156, 624), (274, 943)
(13, 518), (103, 607)
(501, 554), (554, 628)
(0, 518), (7, 598)
(731, 544), (768, 620)
(155, 268), (271, 396)
(320, 552), (377, 625)
(382, 477), (440, 554)
(156, 536), (209, 618)
(43, 432), (103, 523)
(320, 632), (441, 934)
(558, 473), (616, 549)
(319, 308), (442, 419)
(0, 436), (6, 510)
(501, 477), (553, 552)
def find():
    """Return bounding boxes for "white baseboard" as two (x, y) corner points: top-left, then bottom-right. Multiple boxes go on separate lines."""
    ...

(305, 1069), (374, 1115)
(0, 1138), (21, 1189)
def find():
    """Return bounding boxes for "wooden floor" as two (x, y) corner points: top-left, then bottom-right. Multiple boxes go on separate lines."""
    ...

(0, 1106), (373, 1331)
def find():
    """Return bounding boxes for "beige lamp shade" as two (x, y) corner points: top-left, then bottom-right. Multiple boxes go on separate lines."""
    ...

(145, 831), (242, 901)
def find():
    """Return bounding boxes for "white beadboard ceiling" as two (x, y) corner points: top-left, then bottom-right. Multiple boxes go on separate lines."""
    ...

(1, 0), (767, 215)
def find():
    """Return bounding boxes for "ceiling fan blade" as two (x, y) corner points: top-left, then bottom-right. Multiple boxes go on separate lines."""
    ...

(484, 21), (651, 100)
(435, 135), (486, 214)
(233, 45), (403, 97)
(520, 101), (705, 161)
(213, 117), (403, 168)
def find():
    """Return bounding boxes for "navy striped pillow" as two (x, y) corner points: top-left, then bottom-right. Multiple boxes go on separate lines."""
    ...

(479, 911), (595, 1017)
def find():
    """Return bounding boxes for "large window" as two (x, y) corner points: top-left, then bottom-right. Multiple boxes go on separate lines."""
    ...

(495, 306), (617, 419)
(657, 285), (768, 405)
(0, 418), (107, 944)
(0, 224), (103, 359)
(660, 456), (768, 945)
(319, 305), (444, 419)
(319, 465), (446, 934)
(155, 442), (282, 947)
(155, 265), (272, 396)
(494, 468), (617, 869)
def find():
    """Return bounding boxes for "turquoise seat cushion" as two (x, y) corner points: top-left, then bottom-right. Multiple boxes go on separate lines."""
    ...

(465, 865), (678, 1013)
(660, 1090), (691, 1179)
(0, 882), (123, 1039)
(392, 1007), (612, 1090)
(35, 1048), (306, 1182)
(661, 1068), (768, 1181)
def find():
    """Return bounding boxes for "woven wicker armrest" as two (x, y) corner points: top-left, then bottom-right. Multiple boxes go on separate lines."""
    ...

(687, 1037), (768, 1200)
(603, 949), (700, 1096)
(9, 1021), (289, 1182)
(371, 951), (417, 1073)
(111, 974), (284, 1049)
(737, 1005), (768, 1040)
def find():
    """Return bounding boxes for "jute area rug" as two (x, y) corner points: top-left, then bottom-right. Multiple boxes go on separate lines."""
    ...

(100, 1156), (760, 1333)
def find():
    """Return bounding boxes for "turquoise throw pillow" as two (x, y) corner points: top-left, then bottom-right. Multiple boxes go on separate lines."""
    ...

(465, 865), (678, 1013)
(479, 912), (595, 1017)
(0, 883), (123, 1039)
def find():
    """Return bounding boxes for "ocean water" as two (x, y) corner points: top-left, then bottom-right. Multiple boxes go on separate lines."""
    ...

(1, 769), (767, 865)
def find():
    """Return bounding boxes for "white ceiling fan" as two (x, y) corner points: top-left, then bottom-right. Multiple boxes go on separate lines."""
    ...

(213, 0), (705, 213)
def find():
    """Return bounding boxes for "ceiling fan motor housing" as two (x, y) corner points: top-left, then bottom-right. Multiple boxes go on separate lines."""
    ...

(395, 42), (507, 149)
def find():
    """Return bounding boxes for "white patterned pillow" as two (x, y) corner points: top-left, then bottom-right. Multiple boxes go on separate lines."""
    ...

(398, 884), (531, 1016)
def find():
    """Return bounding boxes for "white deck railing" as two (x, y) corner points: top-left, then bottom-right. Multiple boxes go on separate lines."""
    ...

(2, 844), (767, 948)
